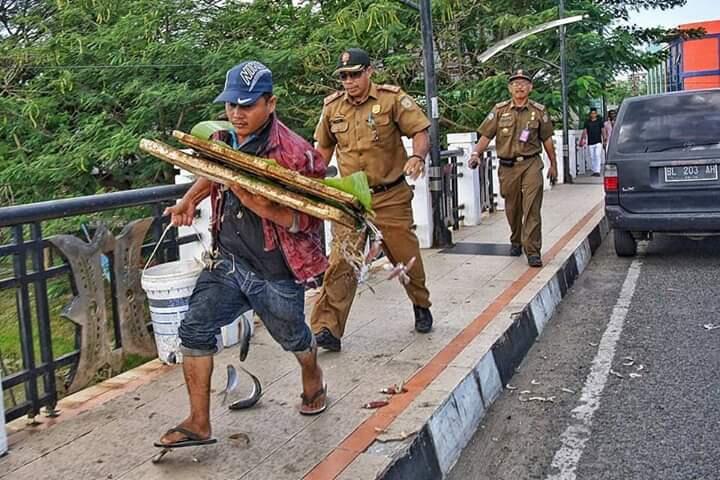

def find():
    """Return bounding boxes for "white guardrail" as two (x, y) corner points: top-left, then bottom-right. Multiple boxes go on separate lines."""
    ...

(177, 130), (582, 254)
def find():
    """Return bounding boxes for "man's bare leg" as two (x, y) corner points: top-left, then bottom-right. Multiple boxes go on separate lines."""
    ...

(295, 346), (326, 413)
(158, 355), (214, 444)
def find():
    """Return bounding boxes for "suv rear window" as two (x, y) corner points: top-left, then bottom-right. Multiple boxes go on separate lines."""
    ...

(616, 90), (720, 154)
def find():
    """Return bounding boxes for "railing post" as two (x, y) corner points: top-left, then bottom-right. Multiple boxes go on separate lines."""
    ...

(30, 222), (58, 417)
(541, 131), (565, 190)
(485, 141), (505, 212)
(12, 226), (41, 423)
(447, 132), (482, 226)
(403, 137), (433, 249)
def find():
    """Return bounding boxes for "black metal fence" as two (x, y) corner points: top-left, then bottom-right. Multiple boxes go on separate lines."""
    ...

(0, 184), (191, 423)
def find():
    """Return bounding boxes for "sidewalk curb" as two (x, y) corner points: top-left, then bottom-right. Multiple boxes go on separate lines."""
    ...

(377, 215), (609, 480)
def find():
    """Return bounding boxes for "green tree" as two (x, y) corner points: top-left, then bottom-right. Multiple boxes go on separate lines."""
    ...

(1, 0), (692, 205)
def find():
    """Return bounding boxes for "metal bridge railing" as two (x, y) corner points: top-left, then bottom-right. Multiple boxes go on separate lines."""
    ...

(0, 184), (191, 423)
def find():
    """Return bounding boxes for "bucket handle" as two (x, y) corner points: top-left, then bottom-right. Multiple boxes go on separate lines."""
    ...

(142, 222), (209, 276)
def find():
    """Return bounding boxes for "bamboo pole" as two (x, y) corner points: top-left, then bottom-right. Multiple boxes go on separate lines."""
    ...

(172, 131), (362, 210)
(139, 139), (359, 229)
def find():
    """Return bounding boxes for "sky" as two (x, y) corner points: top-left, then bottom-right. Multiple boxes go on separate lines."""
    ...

(628, 0), (719, 28)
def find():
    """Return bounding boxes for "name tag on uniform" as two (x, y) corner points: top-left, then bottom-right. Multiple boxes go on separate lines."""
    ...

(519, 128), (530, 143)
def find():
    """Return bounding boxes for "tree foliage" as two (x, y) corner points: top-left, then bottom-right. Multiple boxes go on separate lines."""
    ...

(1, 0), (691, 204)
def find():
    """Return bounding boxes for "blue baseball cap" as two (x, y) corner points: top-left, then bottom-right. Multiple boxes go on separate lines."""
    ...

(214, 61), (273, 105)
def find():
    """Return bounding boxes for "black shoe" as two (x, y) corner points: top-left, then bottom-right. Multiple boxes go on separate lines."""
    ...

(527, 255), (543, 268)
(592, 172), (601, 177)
(509, 244), (522, 257)
(314, 328), (341, 352)
(413, 305), (433, 333)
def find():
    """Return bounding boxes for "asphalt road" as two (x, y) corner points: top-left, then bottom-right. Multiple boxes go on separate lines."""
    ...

(448, 234), (720, 480)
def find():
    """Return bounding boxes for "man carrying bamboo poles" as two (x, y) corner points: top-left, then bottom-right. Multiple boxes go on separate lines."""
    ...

(310, 48), (435, 352)
(155, 61), (329, 451)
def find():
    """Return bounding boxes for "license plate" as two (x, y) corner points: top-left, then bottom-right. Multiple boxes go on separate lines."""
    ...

(663, 164), (719, 183)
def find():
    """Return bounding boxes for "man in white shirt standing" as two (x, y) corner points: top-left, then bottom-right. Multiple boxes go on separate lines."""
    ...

(579, 108), (606, 176)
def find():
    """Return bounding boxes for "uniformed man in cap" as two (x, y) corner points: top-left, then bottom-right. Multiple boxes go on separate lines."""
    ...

(310, 47), (434, 351)
(468, 70), (557, 268)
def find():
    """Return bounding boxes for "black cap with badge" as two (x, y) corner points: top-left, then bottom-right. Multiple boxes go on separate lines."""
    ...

(334, 48), (371, 74)
(508, 69), (532, 83)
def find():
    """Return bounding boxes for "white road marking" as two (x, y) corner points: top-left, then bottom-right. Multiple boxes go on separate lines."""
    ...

(545, 258), (643, 480)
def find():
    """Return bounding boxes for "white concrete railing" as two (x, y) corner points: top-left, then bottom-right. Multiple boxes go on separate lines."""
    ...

(176, 129), (581, 256)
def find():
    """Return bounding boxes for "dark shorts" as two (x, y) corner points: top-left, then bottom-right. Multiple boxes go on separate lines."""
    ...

(178, 252), (311, 356)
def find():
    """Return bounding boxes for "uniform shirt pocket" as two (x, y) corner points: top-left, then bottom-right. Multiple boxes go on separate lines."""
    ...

(372, 113), (395, 143)
(374, 113), (391, 126)
(330, 119), (350, 147)
(498, 116), (515, 137)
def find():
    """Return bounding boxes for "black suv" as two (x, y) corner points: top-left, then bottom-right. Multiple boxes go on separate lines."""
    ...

(604, 89), (720, 256)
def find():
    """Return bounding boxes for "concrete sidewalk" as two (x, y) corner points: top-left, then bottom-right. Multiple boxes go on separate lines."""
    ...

(1, 179), (605, 480)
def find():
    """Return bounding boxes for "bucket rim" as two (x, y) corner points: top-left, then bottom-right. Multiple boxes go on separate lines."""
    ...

(142, 259), (204, 282)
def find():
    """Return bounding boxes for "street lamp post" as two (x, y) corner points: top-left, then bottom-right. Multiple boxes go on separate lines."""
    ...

(418, 0), (452, 248)
(559, 0), (572, 183)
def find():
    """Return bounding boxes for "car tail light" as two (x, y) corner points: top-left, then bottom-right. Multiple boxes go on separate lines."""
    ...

(604, 164), (618, 192)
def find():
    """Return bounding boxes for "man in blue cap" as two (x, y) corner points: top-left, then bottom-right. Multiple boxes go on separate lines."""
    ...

(156, 61), (329, 451)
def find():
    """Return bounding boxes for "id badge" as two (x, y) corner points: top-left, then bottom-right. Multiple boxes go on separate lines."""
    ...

(519, 128), (530, 143)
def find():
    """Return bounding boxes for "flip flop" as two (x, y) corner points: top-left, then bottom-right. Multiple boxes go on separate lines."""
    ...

(153, 426), (218, 449)
(299, 383), (328, 416)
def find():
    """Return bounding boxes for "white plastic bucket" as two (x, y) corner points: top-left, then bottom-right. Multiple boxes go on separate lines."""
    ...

(142, 259), (204, 364)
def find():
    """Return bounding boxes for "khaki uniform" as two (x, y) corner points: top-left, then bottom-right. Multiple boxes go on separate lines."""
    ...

(311, 83), (431, 338)
(478, 99), (554, 256)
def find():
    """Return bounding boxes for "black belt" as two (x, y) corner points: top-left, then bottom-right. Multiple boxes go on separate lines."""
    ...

(371, 176), (406, 194)
(498, 154), (539, 167)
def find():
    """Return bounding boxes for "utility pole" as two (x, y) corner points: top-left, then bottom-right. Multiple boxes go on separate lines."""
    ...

(559, 0), (572, 183)
(419, 0), (452, 248)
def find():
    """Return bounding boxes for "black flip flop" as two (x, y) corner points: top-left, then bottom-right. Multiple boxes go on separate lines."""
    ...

(154, 427), (218, 449)
(299, 383), (328, 416)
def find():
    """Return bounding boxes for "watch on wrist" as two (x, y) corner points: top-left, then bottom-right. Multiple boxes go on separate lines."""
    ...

(409, 154), (425, 163)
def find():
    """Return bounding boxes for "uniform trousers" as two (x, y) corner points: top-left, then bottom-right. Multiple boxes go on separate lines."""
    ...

(310, 182), (431, 338)
(498, 156), (544, 257)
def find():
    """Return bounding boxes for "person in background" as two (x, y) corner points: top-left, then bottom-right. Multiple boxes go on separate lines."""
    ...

(580, 107), (606, 176)
(604, 109), (617, 150)
(468, 69), (557, 268)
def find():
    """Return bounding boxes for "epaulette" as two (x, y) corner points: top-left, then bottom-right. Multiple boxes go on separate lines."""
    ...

(377, 84), (401, 93)
(529, 99), (546, 111)
(323, 91), (343, 106)
(495, 100), (511, 109)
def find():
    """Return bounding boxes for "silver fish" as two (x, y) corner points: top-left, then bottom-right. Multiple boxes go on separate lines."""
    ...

(219, 364), (262, 410)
